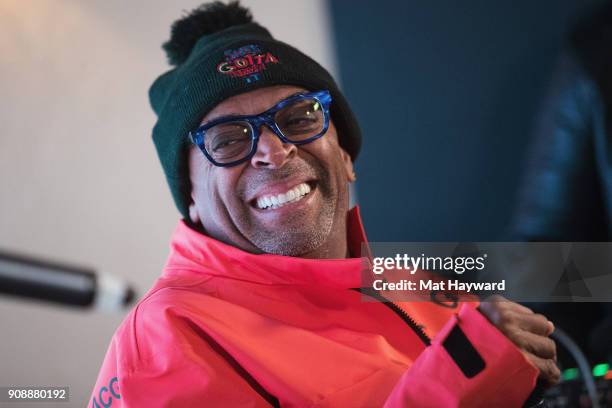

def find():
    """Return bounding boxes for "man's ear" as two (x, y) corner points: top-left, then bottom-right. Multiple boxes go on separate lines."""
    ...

(188, 195), (201, 225)
(340, 148), (356, 182)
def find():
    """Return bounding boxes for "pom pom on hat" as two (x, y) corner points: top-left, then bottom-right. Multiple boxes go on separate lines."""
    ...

(162, 1), (253, 66)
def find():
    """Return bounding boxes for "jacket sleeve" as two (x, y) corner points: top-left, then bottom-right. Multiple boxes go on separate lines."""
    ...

(384, 304), (539, 408)
(89, 336), (123, 408)
(88, 307), (276, 408)
(512, 51), (607, 241)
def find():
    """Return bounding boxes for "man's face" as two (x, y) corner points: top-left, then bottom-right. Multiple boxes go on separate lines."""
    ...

(188, 85), (356, 257)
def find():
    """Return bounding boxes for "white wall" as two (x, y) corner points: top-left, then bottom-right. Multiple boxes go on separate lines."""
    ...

(0, 1), (338, 406)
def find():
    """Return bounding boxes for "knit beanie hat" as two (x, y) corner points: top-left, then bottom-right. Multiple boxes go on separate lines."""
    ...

(149, 1), (362, 219)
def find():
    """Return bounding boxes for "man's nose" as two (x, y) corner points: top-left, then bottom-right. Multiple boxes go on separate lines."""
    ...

(250, 126), (297, 168)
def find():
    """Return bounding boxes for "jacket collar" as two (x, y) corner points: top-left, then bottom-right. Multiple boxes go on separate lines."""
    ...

(163, 206), (369, 289)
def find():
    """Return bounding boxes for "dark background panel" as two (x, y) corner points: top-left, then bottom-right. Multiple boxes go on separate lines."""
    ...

(330, 0), (605, 241)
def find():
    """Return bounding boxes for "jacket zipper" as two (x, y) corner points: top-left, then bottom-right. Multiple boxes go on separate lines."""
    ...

(352, 287), (431, 346)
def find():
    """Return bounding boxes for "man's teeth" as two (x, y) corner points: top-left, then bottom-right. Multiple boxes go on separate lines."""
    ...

(256, 183), (311, 210)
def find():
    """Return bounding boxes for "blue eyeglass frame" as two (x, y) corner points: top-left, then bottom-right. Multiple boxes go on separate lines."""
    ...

(189, 89), (332, 167)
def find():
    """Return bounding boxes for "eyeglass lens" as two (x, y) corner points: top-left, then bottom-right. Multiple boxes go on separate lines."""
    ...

(204, 97), (324, 164)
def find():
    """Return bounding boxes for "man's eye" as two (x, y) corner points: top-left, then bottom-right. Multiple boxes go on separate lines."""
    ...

(212, 138), (241, 151)
(285, 116), (318, 127)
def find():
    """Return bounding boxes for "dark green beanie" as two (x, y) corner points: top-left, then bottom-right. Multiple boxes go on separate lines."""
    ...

(149, 7), (361, 220)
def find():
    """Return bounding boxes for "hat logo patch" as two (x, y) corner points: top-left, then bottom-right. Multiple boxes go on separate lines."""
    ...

(217, 44), (279, 83)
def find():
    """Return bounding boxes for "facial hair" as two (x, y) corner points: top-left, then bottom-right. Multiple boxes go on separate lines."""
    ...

(235, 157), (336, 256)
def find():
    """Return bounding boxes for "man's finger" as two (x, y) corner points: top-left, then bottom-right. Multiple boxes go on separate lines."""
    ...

(478, 300), (555, 348)
(479, 298), (536, 327)
(491, 298), (535, 315)
(517, 313), (554, 336)
(513, 331), (557, 360)
(524, 352), (561, 386)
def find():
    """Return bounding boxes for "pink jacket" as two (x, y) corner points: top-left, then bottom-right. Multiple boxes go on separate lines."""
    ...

(89, 207), (538, 407)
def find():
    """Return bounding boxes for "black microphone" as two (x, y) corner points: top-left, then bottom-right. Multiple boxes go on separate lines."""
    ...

(0, 249), (135, 311)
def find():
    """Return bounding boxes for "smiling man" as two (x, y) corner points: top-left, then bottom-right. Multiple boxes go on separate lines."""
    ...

(188, 85), (354, 258)
(90, 2), (558, 407)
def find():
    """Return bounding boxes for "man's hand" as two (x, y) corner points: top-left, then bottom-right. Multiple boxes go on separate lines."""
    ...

(478, 295), (560, 386)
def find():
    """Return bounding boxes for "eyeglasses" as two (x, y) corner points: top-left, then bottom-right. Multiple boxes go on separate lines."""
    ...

(189, 90), (332, 167)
